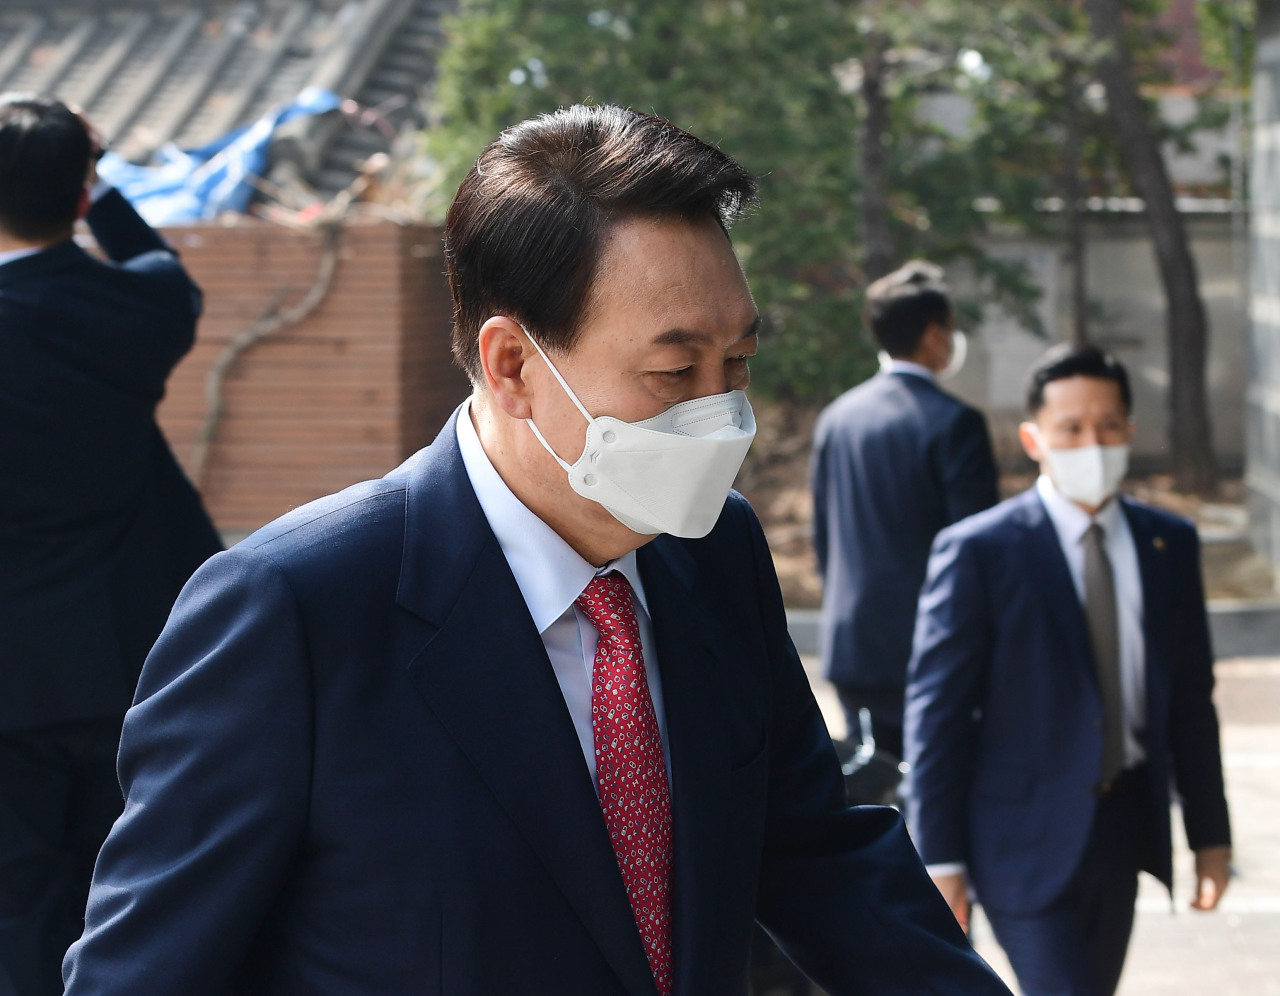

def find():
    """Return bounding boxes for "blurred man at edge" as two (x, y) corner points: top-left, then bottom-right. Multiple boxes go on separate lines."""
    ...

(0, 94), (220, 996)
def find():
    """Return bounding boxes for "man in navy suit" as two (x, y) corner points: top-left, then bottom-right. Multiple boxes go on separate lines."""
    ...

(812, 261), (998, 756)
(64, 106), (1010, 995)
(0, 95), (221, 994)
(904, 343), (1232, 996)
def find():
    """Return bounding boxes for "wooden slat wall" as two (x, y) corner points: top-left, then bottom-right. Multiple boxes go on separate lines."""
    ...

(155, 219), (470, 533)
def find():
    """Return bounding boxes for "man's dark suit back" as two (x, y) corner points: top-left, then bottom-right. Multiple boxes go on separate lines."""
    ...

(0, 190), (222, 730)
(811, 370), (998, 697)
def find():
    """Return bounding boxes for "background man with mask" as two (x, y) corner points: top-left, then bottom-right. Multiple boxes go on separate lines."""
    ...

(63, 105), (1009, 995)
(811, 260), (998, 758)
(0, 94), (220, 996)
(903, 343), (1232, 996)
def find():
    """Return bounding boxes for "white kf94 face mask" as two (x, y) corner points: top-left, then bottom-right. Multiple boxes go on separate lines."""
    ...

(1041, 440), (1130, 508)
(521, 327), (757, 538)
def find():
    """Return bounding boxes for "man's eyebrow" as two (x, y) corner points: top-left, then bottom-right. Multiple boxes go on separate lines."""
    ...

(651, 316), (761, 348)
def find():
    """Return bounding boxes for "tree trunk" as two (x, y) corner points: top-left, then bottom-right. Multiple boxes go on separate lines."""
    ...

(859, 31), (894, 282)
(1063, 84), (1090, 345)
(1086, 0), (1217, 494)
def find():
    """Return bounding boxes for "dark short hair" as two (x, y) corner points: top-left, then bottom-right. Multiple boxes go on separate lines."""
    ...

(864, 261), (952, 358)
(444, 104), (758, 381)
(0, 93), (90, 242)
(1025, 342), (1132, 415)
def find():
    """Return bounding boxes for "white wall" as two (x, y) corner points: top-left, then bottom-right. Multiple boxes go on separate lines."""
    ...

(943, 213), (1248, 473)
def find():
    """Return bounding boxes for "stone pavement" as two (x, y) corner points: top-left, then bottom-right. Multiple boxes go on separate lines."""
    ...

(798, 654), (1280, 995)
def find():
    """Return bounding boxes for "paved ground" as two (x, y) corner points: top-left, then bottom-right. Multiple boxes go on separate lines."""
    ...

(798, 655), (1280, 995)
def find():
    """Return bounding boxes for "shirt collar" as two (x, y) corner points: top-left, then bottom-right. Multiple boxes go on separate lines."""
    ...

(0, 246), (43, 268)
(1035, 473), (1124, 544)
(884, 358), (937, 382)
(455, 399), (650, 633)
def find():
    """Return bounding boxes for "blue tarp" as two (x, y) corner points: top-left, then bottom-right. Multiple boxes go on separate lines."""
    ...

(98, 87), (342, 226)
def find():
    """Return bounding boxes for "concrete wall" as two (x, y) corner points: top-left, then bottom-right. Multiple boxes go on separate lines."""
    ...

(1248, 4), (1280, 566)
(942, 212), (1248, 474)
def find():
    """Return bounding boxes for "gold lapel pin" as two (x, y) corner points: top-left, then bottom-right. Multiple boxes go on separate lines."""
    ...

(1153, 536), (1166, 551)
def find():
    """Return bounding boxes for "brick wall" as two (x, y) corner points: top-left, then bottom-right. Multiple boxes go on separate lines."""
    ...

(155, 218), (469, 534)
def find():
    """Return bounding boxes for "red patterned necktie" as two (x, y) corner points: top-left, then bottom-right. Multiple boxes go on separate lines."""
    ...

(575, 572), (674, 996)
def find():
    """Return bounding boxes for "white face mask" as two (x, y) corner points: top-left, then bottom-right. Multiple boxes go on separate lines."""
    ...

(1040, 439), (1130, 508)
(938, 330), (967, 381)
(521, 328), (757, 538)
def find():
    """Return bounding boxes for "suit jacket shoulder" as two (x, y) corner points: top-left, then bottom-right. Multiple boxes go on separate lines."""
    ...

(815, 372), (970, 435)
(239, 468), (412, 576)
(929, 487), (1036, 553)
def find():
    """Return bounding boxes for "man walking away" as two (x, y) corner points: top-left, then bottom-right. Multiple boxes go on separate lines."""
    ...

(0, 94), (221, 995)
(812, 261), (998, 757)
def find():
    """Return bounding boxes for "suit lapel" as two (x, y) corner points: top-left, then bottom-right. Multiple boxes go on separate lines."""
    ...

(1122, 500), (1173, 733)
(397, 419), (657, 996)
(1017, 490), (1096, 682)
(638, 537), (735, 995)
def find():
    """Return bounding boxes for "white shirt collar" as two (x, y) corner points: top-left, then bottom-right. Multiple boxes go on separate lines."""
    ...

(1035, 473), (1124, 544)
(0, 246), (43, 268)
(454, 400), (650, 633)
(885, 358), (937, 382)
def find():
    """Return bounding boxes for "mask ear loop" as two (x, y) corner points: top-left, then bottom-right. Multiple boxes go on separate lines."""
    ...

(518, 322), (592, 472)
(519, 323), (595, 424)
(525, 420), (575, 473)
(939, 330), (967, 380)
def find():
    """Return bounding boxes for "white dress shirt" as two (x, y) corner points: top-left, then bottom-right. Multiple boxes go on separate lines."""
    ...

(455, 400), (670, 786)
(1035, 474), (1146, 768)
(885, 358), (937, 382)
(0, 246), (42, 268)
(926, 476), (1148, 882)
(89, 178), (114, 203)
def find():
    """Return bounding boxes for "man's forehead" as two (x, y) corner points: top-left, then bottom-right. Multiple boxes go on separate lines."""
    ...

(582, 214), (756, 339)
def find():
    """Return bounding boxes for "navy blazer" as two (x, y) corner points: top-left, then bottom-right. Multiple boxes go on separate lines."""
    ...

(0, 190), (221, 730)
(812, 371), (998, 694)
(65, 416), (1010, 995)
(904, 489), (1232, 915)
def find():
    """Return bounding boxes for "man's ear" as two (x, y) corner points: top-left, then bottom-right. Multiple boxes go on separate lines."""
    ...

(477, 317), (536, 420)
(920, 322), (951, 369)
(1019, 421), (1044, 463)
(76, 188), (91, 221)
